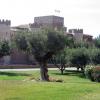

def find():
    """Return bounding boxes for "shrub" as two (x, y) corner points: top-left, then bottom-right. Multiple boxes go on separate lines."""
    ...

(92, 50), (100, 65)
(87, 48), (100, 65)
(69, 48), (89, 71)
(85, 65), (100, 82)
(85, 65), (94, 81)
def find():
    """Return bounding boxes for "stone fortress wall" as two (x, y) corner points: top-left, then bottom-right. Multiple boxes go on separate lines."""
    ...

(0, 19), (11, 40)
(0, 16), (93, 66)
(68, 29), (83, 42)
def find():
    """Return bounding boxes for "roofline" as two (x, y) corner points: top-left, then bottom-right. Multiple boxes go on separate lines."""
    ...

(34, 15), (64, 19)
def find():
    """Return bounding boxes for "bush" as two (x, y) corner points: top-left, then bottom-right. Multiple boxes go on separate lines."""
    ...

(69, 48), (89, 71)
(85, 65), (94, 81)
(87, 48), (100, 65)
(92, 50), (100, 65)
(85, 65), (100, 82)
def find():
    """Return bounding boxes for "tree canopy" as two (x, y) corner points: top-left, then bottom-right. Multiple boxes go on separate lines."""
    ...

(0, 40), (10, 58)
(14, 30), (67, 81)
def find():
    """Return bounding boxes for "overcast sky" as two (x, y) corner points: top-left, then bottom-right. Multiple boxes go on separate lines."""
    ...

(0, 0), (100, 37)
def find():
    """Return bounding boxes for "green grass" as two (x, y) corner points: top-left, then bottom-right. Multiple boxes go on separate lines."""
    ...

(0, 70), (100, 100)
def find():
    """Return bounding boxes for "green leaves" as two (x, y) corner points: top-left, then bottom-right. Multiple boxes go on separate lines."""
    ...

(29, 31), (47, 56)
(94, 35), (100, 48)
(0, 41), (10, 57)
(14, 33), (28, 51)
(14, 30), (66, 62)
(47, 31), (66, 53)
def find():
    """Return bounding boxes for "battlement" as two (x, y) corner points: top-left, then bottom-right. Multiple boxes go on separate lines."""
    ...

(69, 29), (83, 34)
(0, 19), (11, 26)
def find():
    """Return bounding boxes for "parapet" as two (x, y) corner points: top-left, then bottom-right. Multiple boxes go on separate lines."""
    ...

(69, 29), (83, 33)
(0, 19), (11, 25)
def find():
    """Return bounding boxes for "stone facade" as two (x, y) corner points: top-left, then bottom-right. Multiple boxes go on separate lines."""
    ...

(0, 19), (11, 40)
(12, 15), (67, 35)
(31, 15), (67, 32)
(68, 28), (93, 43)
(34, 15), (64, 30)
(68, 29), (83, 42)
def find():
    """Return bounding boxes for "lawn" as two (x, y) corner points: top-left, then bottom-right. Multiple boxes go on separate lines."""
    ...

(0, 70), (100, 100)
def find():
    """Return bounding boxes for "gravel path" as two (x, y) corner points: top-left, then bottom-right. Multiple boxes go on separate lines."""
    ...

(0, 67), (77, 71)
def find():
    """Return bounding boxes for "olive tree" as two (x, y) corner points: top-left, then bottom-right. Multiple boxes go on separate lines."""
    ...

(14, 30), (66, 81)
(50, 36), (74, 75)
(69, 48), (89, 72)
(94, 35), (100, 48)
(50, 50), (67, 75)
(88, 48), (100, 65)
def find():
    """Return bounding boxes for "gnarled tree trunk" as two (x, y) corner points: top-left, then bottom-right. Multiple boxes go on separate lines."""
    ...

(37, 52), (54, 81)
(60, 69), (64, 75)
(40, 62), (49, 81)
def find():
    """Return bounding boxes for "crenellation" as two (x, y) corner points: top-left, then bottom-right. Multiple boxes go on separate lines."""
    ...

(69, 29), (83, 33)
(0, 19), (11, 25)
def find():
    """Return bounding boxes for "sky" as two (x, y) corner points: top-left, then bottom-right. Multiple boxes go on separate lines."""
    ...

(0, 0), (100, 37)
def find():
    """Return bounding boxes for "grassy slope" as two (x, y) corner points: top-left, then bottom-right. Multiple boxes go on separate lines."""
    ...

(0, 70), (100, 100)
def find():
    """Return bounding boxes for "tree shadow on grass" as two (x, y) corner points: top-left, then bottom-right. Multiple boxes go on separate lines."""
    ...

(52, 70), (86, 79)
(0, 71), (31, 76)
